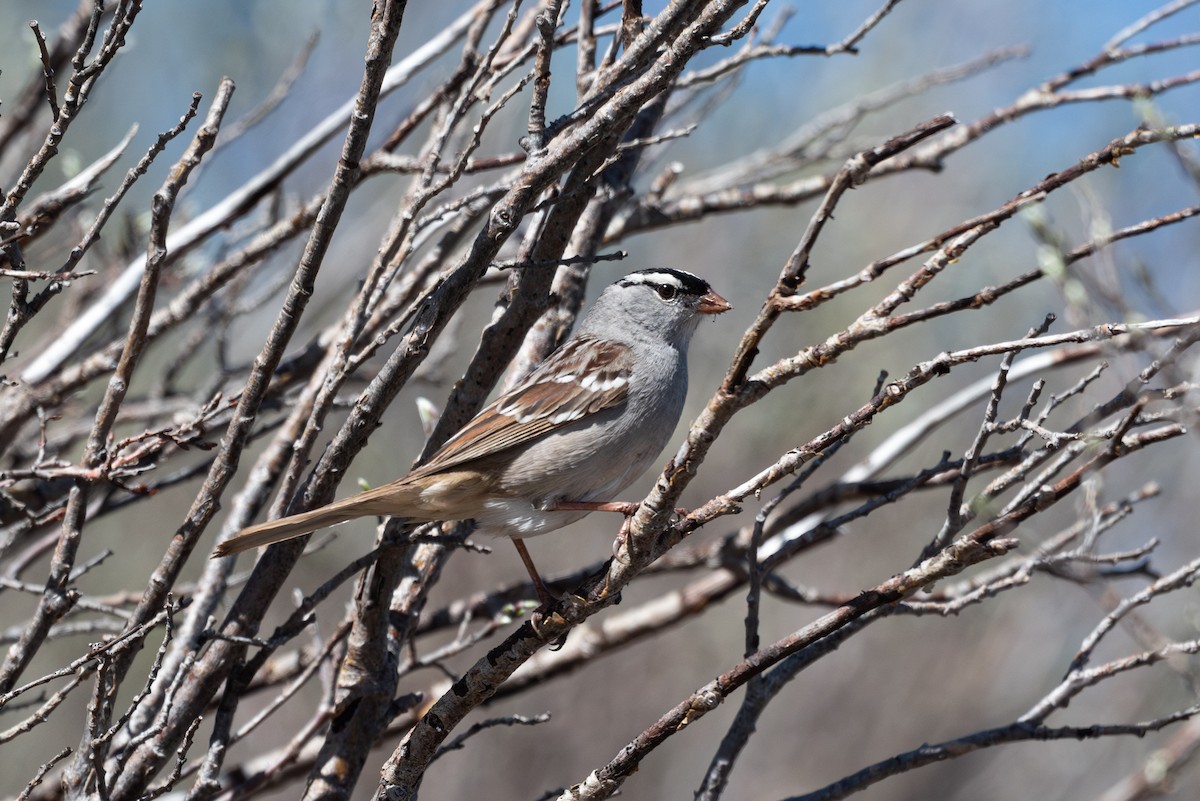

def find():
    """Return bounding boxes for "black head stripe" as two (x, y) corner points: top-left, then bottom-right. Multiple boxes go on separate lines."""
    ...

(618, 268), (710, 296)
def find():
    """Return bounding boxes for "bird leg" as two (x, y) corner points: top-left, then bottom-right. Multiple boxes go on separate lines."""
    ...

(511, 538), (573, 647)
(549, 500), (640, 515)
(549, 500), (690, 517)
(511, 537), (558, 609)
(546, 500), (690, 563)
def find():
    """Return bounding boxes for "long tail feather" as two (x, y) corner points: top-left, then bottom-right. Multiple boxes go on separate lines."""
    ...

(211, 482), (419, 557)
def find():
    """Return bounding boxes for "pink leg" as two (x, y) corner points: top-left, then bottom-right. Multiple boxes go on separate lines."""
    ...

(512, 538), (557, 609)
(549, 501), (691, 520)
(546, 501), (690, 563)
(512, 538), (570, 643)
(550, 500), (641, 515)
(549, 500), (690, 517)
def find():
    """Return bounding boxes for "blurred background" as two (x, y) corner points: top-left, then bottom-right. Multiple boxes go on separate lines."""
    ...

(1, 2), (1199, 799)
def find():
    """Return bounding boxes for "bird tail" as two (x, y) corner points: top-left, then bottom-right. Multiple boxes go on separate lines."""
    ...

(211, 482), (419, 557)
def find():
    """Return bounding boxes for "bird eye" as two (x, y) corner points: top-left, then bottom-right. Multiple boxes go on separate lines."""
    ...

(655, 284), (678, 301)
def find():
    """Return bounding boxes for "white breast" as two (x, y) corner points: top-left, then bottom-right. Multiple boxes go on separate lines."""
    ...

(473, 498), (591, 539)
(480, 341), (688, 539)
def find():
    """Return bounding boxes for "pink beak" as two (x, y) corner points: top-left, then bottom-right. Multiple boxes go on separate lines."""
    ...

(697, 289), (732, 315)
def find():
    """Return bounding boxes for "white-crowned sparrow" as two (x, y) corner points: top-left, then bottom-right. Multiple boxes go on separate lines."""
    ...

(213, 268), (731, 600)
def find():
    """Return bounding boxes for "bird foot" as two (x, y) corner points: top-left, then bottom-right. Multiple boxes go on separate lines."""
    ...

(551, 502), (690, 565)
(548, 500), (691, 558)
(612, 515), (635, 564)
(528, 592), (587, 648)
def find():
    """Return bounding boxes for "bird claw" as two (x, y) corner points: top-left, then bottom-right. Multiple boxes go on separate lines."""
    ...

(528, 592), (586, 648)
(528, 608), (557, 643)
(613, 517), (633, 564)
(611, 506), (690, 565)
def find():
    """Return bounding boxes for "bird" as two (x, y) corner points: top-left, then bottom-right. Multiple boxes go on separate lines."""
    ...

(212, 268), (731, 605)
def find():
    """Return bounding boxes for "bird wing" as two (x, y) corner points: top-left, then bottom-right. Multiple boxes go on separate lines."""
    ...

(411, 335), (633, 477)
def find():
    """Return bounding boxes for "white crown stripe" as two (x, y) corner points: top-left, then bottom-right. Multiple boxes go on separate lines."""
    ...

(617, 268), (709, 295)
(621, 272), (684, 289)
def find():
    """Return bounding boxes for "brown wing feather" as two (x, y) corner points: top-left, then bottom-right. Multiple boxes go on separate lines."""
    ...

(412, 336), (632, 477)
(213, 337), (632, 558)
